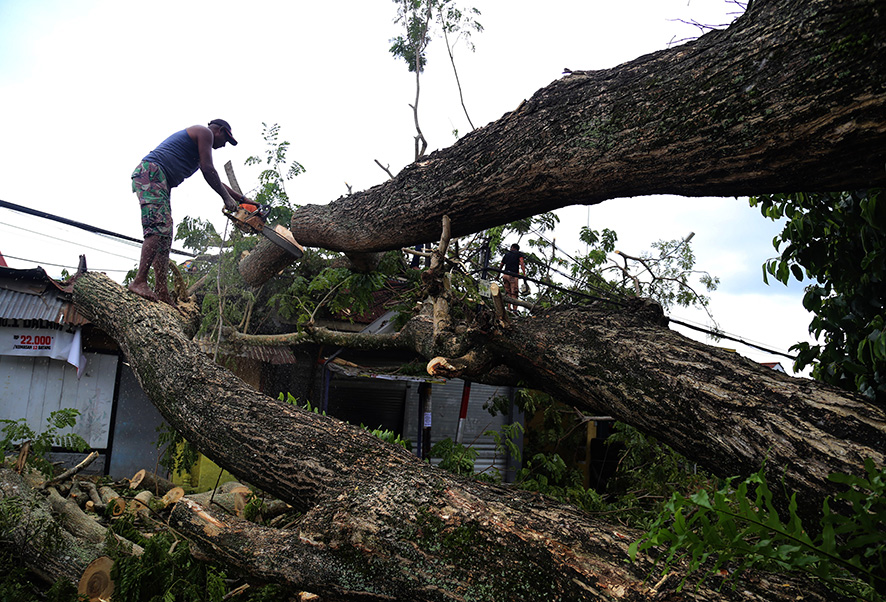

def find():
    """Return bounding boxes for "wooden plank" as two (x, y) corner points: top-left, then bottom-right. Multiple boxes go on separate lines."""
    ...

(224, 161), (243, 196)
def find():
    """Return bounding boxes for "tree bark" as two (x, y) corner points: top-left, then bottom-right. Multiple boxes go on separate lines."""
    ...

(129, 468), (177, 495)
(233, 295), (886, 522)
(69, 272), (864, 600)
(470, 300), (885, 522)
(283, 0), (884, 254)
(0, 467), (106, 585)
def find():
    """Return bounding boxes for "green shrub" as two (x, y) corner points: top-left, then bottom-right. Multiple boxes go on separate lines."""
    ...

(630, 459), (886, 600)
(1, 408), (89, 477)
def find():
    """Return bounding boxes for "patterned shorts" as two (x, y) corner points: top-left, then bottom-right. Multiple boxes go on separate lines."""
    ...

(131, 161), (172, 238)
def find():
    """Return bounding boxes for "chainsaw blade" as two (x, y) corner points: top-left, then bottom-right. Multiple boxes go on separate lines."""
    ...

(261, 225), (304, 259)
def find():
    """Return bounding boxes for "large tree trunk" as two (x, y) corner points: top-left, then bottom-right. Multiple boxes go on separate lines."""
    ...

(68, 272), (871, 600)
(0, 468), (106, 585)
(231, 296), (886, 523)
(281, 0), (884, 255)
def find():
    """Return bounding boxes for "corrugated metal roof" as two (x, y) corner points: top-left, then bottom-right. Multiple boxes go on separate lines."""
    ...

(0, 287), (69, 323)
(0, 266), (87, 325)
(194, 337), (298, 365)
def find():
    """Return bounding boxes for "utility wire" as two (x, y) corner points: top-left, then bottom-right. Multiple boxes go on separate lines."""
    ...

(480, 267), (627, 307)
(526, 227), (624, 299)
(0, 199), (197, 258)
(518, 228), (800, 358)
(474, 267), (798, 361)
(669, 317), (798, 361)
(0, 253), (131, 274)
(0, 221), (140, 262)
(3, 197), (797, 362)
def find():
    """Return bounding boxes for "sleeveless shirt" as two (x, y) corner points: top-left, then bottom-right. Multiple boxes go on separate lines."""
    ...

(143, 129), (200, 188)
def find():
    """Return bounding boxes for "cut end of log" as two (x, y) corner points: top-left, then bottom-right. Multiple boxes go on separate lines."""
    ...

(109, 497), (127, 517)
(161, 486), (185, 507)
(78, 556), (114, 601)
(427, 356), (454, 376)
(129, 469), (146, 489)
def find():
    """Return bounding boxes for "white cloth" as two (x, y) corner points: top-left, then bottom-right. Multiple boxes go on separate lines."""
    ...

(0, 327), (85, 377)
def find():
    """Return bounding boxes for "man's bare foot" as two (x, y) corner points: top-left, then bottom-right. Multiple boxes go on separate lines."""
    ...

(157, 292), (177, 307)
(128, 282), (158, 301)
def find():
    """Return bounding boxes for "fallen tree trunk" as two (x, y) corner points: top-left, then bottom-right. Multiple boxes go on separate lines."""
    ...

(467, 300), (886, 522)
(0, 467), (106, 585)
(70, 271), (865, 599)
(230, 296), (886, 522)
(280, 0), (885, 256)
(169, 484), (827, 602)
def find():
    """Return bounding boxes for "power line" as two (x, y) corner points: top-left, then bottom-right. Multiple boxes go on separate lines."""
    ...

(0, 221), (140, 262)
(0, 199), (197, 257)
(522, 228), (797, 359)
(0, 253), (131, 274)
(476, 267), (798, 361)
(669, 317), (798, 361)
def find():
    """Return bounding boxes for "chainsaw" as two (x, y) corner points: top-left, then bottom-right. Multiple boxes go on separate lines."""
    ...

(224, 201), (304, 259)
(222, 160), (303, 259)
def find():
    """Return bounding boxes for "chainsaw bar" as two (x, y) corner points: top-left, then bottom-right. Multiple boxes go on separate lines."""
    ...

(261, 225), (304, 259)
(226, 203), (304, 259)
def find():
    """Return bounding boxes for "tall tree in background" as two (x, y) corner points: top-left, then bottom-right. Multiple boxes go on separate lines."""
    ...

(389, 0), (482, 160)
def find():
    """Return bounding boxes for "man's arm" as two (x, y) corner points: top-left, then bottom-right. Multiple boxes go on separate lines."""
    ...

(222, 183), (249, 204)
(189, 125), (238, 211)
(519, 256), (526, 277)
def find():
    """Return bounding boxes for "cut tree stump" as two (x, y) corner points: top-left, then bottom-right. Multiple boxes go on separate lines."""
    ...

(129, 490), (154, 520)
(98, 485), (126, 517)
(78, 556), (114, 602)
(161, 486), (185, 507)
(129, 469), (177, 495)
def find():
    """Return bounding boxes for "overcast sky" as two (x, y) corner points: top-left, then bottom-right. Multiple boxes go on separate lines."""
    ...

(0, 0), (814, 372)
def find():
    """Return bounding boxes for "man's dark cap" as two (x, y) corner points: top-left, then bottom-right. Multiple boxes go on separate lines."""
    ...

(209, 119), (238, 146)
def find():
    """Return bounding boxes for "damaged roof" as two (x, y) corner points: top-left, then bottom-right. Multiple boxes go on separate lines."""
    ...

(0, 266), (88, 325)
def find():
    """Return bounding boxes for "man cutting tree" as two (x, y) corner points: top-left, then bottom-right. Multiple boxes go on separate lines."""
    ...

(128, 119), (248, 304)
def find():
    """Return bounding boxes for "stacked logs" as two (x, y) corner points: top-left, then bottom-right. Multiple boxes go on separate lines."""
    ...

(1, 456), (299, 602)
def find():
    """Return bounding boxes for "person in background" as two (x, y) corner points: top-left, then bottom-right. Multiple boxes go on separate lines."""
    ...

(499, 243), (526, 311)
(128, 119), (246, 304)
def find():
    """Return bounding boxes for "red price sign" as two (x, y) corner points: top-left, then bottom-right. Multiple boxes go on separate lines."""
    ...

(14, 334), (54, 347)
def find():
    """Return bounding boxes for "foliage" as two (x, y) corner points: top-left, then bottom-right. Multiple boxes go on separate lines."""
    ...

(484, 422), (524, 472)
(630, 458), (886, 600)
(365, 426), (413, 452)
(482, 387), (715, 524)
(389, 0), (482, 158)
(155, 423), (200, 477)
(430, 437), (478, 476)
(175, 216), (223, 253)
(243, 122), (305, 227)
(109, 530), (227, 602)
(515, 451), (607, 514)
(0, 408), (89, 478)
(604, 423), (717, 529)
(390, 0), (432, 74)
(750, 189), (885, 403)
(107, 516), (296, 600)
(457, 212), (717, 320)
(278, 391), (325, 414)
